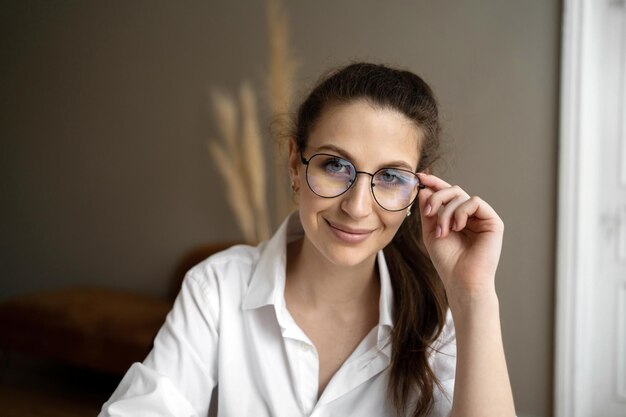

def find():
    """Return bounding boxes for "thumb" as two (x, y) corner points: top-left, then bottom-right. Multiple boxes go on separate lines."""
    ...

(417, 185), (438, 240)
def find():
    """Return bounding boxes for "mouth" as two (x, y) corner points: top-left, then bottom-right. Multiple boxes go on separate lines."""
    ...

(325, 219), (374, 243)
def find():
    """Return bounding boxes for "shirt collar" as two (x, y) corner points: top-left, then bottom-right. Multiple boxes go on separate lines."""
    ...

(242, 211), (395, 342)
(376, 250), (394, 328)
(241, 211), (301, 311)
(375, 249), (394, 350)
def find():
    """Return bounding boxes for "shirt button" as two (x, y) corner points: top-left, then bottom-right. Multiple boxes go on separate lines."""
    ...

(300, 342), (310, 352)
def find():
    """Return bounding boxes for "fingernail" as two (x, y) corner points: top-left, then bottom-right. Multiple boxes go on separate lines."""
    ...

(435, 225), (442, 238)
(424, 204), (432, 215)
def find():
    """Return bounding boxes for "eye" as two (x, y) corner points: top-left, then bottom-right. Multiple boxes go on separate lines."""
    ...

(327, 159), (344, 172)
(377, 169), (404, 184)
(379, 170), (398, 183)
(374, 169), (417, 188)
(322, 157), (353, 176)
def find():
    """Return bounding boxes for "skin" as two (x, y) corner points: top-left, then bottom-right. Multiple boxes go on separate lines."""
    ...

(286, 100), (417, 397)
(418, 174), (515, 417)
(290, 100), (419, 271)
(286, 99), (515, 415)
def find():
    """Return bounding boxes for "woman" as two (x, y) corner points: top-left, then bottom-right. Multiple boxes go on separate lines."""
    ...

(100, 63), (515, 417)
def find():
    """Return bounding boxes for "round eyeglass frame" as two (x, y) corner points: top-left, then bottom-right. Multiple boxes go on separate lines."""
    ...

(299, 152), (425, 212)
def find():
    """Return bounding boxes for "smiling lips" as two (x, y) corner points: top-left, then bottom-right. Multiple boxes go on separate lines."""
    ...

(326, 220), (374, 244)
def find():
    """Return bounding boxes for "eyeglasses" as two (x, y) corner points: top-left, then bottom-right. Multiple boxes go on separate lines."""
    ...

(300, 152), (425, 212)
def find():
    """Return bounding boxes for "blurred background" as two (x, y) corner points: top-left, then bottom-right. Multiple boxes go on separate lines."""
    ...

(0, 1), (560, 416)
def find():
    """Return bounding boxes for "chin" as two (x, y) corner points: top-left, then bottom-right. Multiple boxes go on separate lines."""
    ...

(311, 248), (374, 270)
(315, 230), (384, 269)
(298, 210), (396, 269)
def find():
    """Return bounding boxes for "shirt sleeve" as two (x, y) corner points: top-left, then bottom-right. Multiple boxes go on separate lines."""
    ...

(99, 270), (220, 417)
(428, 309), (457, 417)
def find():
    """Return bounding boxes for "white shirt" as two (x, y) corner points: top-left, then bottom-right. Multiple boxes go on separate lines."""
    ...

(99, 212), (456, 417)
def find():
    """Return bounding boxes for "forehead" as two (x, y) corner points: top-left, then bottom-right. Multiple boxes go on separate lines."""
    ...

(307, 100), (422, 169)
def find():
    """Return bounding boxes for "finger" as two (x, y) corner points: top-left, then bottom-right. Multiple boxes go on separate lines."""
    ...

(437, 194), (470, 237)
(416, 176), (469, 238)
(417, 182), (434, 212)
(417, 185), (438, 237)
(452, 196), (504, 233)
(417, 172), (452, 192)
(416, 173), (451, 214)
(423, 185), (469, 218)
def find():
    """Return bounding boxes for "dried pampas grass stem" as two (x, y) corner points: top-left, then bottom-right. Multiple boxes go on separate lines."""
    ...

(208, 141), (256, 242)
(240, 82), (271, 241)
(207, 0), (296, 242)
(267, 0), (298, 223)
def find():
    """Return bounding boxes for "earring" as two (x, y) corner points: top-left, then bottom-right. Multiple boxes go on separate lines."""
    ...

(406, 209), (411, 217)
(291, 179), (299, 193)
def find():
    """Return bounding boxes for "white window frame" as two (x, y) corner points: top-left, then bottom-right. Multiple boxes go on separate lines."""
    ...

(555, 0), (625, 416)
(554, 0), (601, 416)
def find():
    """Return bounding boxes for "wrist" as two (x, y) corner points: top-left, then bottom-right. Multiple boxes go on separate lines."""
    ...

(447, 287), (500, 316)
(448, 290), (502, 344)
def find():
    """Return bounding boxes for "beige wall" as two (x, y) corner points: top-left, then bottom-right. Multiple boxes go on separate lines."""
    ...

(0, 1), (560, 416)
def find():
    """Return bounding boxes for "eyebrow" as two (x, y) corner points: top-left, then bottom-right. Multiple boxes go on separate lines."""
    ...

(313, 144), (417, 171)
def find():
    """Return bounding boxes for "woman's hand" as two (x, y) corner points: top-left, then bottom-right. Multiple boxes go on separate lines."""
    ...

(417, 174), (515, 417)
(416, 173), (504, 302)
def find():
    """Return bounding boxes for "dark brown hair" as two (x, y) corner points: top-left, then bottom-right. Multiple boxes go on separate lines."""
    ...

(292, 62), (448, 417)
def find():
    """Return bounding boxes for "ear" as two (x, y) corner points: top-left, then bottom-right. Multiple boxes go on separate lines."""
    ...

(287, 138), (301, 184)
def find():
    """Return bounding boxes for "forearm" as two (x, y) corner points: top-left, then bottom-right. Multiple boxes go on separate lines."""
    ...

(448, 290), (515, 417)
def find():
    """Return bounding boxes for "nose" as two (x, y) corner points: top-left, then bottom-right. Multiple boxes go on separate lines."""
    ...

(340, 173), (374, 218)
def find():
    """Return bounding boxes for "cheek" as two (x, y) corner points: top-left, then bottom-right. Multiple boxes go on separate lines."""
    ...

(298, 185), (330, 216)
(383, 213), (407, 235)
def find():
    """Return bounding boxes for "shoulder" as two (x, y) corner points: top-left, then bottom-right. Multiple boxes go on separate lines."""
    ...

(175, 212), (297, 307)
(184, 242), (270, 292)
(425, 309), (456, 411)
(429, 309), (456, 379)
(436, 309), (456, 349)
(166, 242), (275, 327)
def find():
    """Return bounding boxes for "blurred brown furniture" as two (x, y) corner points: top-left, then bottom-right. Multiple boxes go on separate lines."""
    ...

(0, 242), (235, 375)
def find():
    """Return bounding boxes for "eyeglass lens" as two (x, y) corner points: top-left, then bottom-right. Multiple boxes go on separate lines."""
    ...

(305, 154), (420, 211)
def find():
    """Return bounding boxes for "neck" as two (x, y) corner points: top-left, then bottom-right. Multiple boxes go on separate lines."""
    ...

(286, 237), (380, 311)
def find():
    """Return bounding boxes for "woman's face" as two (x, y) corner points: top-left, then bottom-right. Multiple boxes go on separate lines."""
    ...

(289, 99), (422, 269)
